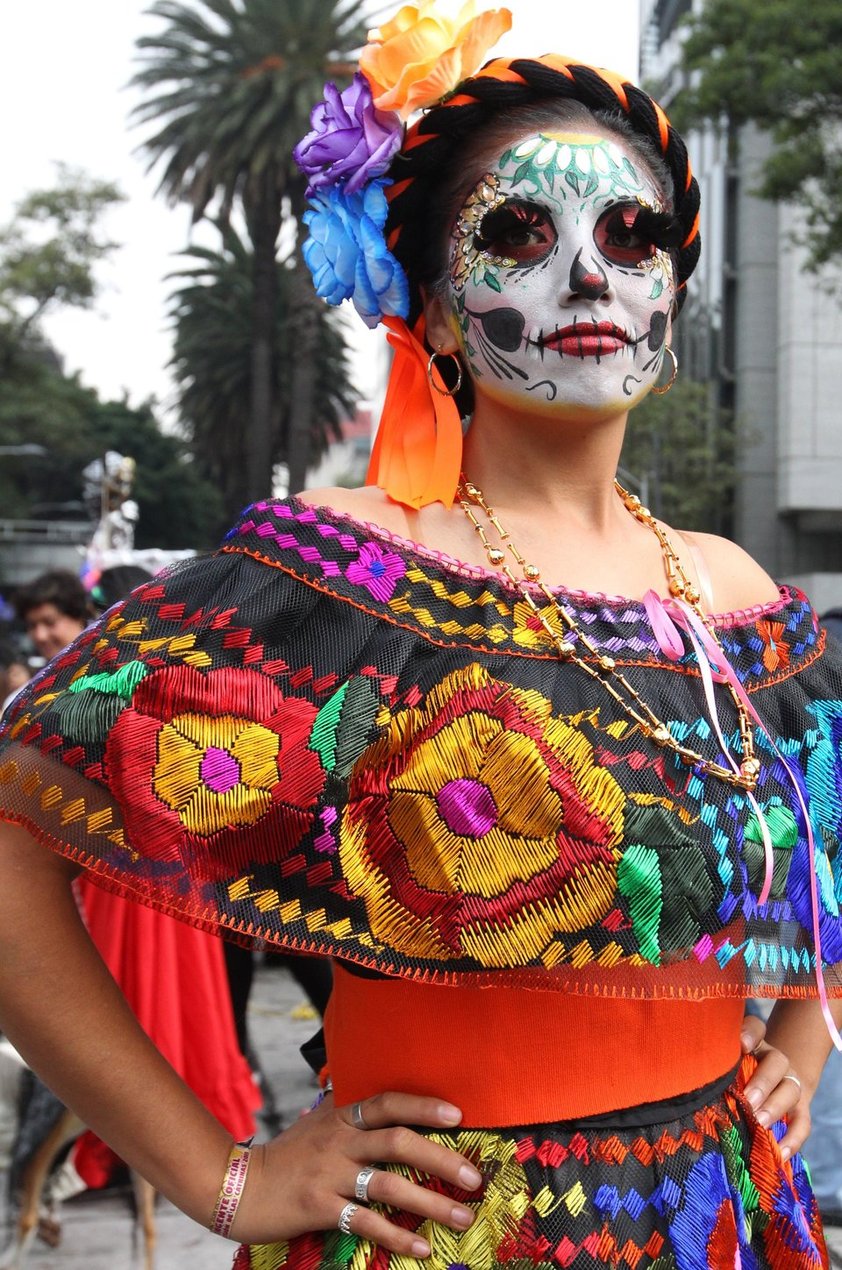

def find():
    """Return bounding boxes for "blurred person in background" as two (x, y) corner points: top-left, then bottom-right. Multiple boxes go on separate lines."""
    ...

(13, 571), (92, 663)
(0, 645), (31, 714)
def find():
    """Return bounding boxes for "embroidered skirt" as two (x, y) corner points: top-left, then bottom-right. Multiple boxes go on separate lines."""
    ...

(232, 1057), (828, 1270)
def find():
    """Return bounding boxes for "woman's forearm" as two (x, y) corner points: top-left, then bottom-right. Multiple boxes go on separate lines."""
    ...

(0, 821), (231, 1226)
(764, 996), (842, 1099)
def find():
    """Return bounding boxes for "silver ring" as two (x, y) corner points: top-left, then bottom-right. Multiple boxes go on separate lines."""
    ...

(338, 1202), (359, 1234)
(782, 1072), (802, 1092)
(350, 1100), (369, 1130)
(355, 1166), (376, 1203)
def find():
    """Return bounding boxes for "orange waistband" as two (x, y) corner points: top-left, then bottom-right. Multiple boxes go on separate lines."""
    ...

(325, 964), (745, 1127)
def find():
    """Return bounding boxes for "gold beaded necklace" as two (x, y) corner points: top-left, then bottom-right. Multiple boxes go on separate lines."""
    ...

(457, 475), (760, 792)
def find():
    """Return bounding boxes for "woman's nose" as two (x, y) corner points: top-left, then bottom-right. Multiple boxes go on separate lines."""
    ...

(566, 248), (610, 301)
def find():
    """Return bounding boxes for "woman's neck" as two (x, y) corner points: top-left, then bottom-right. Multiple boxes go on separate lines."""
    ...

(461, 399), (629, 531)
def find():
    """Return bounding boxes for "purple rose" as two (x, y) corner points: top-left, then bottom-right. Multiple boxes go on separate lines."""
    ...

(293, 73), (403, 196)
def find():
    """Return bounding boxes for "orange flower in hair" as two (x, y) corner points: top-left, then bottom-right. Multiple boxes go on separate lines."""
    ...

(360, 1), (512, 121)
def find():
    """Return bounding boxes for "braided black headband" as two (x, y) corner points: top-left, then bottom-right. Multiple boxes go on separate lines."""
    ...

(385, 55), (701, 324)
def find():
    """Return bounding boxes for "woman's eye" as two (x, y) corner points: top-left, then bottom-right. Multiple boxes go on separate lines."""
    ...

(475, 202), (557, 262)
(595, 206), (657, 265)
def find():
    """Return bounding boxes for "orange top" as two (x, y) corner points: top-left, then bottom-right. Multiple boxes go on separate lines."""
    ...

(325, 963), (745, 1127)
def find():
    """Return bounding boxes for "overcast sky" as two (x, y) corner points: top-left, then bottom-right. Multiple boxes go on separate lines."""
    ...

(1, 1), (640, 413)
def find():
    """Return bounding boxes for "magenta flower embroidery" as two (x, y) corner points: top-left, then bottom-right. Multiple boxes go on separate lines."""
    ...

(345, 540), (406, 601)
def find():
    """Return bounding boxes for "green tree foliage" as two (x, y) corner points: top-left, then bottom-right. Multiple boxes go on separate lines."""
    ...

(676, 0), (842, 269)
(132, 0), (369, 506)
(620, 380), (736, 535)
(0, 171), (222, 548)
(168, 226), (356, 526)
(0, 166), (123, 364)
(0, 359), (223, 549)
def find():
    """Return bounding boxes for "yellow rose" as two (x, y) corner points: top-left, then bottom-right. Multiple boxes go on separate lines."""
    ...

(360, 1), (512, 121)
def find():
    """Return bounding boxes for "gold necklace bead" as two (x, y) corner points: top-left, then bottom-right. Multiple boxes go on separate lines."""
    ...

(459, 476), (757, 793)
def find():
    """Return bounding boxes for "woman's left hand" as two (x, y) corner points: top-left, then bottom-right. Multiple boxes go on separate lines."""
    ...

(740, 1014), (809, 1161)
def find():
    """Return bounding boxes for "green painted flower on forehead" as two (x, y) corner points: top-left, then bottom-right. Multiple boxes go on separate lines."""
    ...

(499, 134), (647, 204)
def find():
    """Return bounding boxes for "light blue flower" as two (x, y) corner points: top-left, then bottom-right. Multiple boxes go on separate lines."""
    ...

(301, 179), (409, 329)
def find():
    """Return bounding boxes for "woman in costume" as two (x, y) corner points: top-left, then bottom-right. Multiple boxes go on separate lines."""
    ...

(0, 4), (841, 1268)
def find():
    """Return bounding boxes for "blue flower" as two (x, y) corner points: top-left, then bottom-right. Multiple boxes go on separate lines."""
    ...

(301, 179), (409, 329)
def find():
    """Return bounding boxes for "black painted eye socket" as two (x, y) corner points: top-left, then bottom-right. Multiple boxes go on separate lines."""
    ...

(595, 203), (659, 266)
(474, 200), (557, 263)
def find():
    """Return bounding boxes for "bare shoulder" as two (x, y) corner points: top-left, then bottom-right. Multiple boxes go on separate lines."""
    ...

(296, 485), (405, 532)
(680, 530), (780, 613)
(296, 486), (419, 538)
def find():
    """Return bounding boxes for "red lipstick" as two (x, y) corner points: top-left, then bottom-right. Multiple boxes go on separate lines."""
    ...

(541, 321), (630, 357)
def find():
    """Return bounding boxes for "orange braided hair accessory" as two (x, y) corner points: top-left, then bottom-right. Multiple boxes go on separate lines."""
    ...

(385, 55), (701, 324)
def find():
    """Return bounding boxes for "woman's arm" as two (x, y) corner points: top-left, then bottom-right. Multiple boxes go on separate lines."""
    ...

(744, 998), (842, 1160)
(0, 822), (232, 1224)
(0, 822), (482, 1252)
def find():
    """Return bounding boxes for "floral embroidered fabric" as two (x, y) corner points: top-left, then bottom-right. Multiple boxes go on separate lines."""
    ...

(1, 498), (841, 1001)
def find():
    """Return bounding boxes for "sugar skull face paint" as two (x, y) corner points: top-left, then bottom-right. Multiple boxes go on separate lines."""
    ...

(446, 130), (676, 413)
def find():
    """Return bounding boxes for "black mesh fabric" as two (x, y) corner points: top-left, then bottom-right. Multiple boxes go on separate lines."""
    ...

(1, 497), (841, 1003)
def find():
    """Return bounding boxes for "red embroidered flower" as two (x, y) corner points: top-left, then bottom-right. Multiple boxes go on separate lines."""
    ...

(104, 666), (325, 882)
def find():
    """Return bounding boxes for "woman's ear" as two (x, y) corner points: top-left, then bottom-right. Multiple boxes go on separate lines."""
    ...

(421, 287), (460, 354)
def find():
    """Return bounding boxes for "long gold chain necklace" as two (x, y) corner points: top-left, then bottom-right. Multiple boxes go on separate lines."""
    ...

(457, 475), (760, 792)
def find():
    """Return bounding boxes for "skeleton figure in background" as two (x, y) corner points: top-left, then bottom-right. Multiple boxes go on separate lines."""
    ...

(82, 452), (139, 569)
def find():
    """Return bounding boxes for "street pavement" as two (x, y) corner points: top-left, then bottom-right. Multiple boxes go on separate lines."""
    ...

(2, 961), (842, 1267)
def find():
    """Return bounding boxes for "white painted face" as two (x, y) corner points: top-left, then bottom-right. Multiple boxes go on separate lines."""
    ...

(444, 129), (676, 415)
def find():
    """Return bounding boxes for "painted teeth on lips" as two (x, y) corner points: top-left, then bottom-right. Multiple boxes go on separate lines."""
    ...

(541, 322), (630, 356)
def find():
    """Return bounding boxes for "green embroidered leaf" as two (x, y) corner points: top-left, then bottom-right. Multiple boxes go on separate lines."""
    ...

(311, 681), (349, 771)
(745, 802), (797, 850)
(617, 843), (662, 965)
(66, 659), (149, 702)
(310, 677), (381, 776)
(744, 801), (797, 899)
(465, 342), (477, 357)
(483, 270), (502, 293)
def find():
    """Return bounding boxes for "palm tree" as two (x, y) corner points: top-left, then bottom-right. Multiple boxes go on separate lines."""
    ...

(169, 227), (356, 527)
(133, 0), (368, 512)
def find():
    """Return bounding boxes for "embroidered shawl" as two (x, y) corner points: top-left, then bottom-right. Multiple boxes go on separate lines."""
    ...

(2, 499), (841, 1001)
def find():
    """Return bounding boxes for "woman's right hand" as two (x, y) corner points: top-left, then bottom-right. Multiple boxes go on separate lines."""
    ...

(232, 1091), (483, 1255)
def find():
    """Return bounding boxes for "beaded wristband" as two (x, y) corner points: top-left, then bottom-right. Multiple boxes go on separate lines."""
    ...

(209, 1138), (254, 1238)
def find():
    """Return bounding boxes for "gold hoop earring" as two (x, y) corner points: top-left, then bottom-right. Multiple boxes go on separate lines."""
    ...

(651, 346), (678, 396)
(427, 348), (463, 397)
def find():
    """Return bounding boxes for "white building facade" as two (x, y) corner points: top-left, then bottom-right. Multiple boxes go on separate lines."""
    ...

(640, 0), (842, 613)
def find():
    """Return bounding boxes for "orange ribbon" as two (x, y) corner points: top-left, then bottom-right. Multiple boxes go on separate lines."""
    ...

(366, 314), (463, 509)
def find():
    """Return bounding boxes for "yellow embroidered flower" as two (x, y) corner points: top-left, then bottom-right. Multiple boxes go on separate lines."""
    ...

(341, 664), (625, 968)
(359, 1), (513, 120)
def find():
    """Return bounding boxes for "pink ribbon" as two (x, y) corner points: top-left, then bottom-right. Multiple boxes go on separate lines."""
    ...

(643, 590), (842, 1050)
